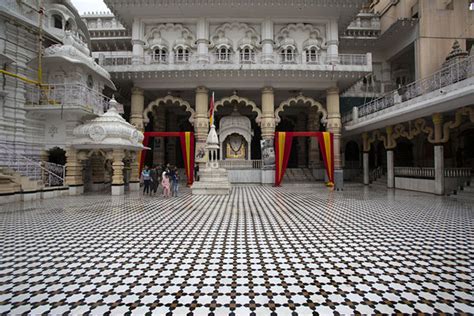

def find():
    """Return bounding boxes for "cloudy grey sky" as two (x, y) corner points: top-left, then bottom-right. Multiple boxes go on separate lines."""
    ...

(71, 0), (109, 14)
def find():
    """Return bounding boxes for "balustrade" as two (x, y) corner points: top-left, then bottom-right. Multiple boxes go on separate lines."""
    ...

(25, 83), (109, 115)
(394, 167), (472, 179)
(218, 160), (262, 169)
(0, 144), (65, 187)
(343, 55), (473, 123)
(99, 52), (370, 67)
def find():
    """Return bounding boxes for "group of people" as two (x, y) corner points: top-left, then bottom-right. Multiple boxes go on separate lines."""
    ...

(141, 164), (179, 197)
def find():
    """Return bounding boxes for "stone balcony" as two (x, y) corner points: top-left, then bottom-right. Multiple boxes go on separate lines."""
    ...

(342, 54), (474, 136)
(25, 83), (110, 117)
(98, 51), (372, 72)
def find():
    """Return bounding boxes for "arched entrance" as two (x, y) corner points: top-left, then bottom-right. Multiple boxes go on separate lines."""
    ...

(214, 92), (262, 160)
(143, 94), (195, 167)
(275, 93), (327, 169)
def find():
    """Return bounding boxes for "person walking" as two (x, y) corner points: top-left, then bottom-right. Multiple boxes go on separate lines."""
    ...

(150, 165), (160, 194)
(162, 171), (171, 198)
(172, 166), (179, 197)
(141, 165), (152, 195)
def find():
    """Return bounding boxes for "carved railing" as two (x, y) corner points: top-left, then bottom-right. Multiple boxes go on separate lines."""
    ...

(0, 145), (65, 187)
(25, 83), (109, 115)
(343, 54), (473, 123)
(394, 167), (472, 179)
(99, 52), (370, 67)
(369, 166), (383, 182)
(219, 160), (262, 169)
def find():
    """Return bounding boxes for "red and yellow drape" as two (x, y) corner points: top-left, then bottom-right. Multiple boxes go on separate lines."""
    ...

(275, 131), (334, 187)
(140, 132), (195, 186)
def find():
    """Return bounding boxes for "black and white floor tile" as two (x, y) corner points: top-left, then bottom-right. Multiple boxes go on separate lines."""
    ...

(0, 185), (473, 315)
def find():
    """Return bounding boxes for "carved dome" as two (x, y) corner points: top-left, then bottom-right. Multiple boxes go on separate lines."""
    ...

(72, 106), (144, 150)
(219, 108), (251, 132)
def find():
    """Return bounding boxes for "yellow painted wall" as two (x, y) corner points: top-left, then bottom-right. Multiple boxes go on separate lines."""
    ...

(416, 0), (474, 78)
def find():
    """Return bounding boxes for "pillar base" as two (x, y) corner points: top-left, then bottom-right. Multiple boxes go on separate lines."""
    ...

(91, 182), (105, 192)
(111, 184), (125, 196)
(334, 169), (344, 191)
(129, 182), (140, 192)
(69, 185), (84, 196)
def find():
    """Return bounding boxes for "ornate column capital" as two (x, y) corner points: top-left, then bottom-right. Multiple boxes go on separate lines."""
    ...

(262, 87), (274, 94)
(132, 87), (144, 95)
(196, 86), (208, 94)
(326, 87), (339, 95)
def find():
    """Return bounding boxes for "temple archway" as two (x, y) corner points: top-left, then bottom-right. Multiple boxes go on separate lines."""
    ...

(143, 94), (195, 126)
(214, 92), (262, 125)
(275, 93), (327, 125)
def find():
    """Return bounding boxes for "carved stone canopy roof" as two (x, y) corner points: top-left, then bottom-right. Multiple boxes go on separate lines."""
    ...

(72, 106), (144, 150)
(219, 107), (252, 145)
(32, 32), (115, 89)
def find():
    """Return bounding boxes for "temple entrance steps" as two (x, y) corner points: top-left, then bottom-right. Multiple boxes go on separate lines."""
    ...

(450, 177), (474, 202)
(283, 168), (317, 182)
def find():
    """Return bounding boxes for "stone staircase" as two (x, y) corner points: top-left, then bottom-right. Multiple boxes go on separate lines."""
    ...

(283, 168), (317, 182)
(449, 177), (474, 202)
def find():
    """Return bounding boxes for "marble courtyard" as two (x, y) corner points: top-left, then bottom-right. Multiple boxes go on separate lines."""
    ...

(1, 185), (472, 315)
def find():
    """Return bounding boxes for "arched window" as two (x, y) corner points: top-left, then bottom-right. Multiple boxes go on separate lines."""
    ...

(216, 47), (231, 63)
(175, 47), (190, 63)
(280, 47), (295, 63)
(240, 47), (254, 63)
(305, 47), (319, 63)
(52, 14), (63, 29)
(152, 48), (168, 63)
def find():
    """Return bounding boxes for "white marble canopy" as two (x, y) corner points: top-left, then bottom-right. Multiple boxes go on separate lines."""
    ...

(72, 103), (145, 151)
(218, 107), (253, 160)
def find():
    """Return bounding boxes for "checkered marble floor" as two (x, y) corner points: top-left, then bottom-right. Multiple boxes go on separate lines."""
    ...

(0, 185), (473, 315)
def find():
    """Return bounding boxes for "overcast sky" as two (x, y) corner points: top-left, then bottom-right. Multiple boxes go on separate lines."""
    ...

(71, 0), (110, 14)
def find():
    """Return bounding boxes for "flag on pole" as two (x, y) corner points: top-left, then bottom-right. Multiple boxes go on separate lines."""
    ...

(209, 91), (215, 127)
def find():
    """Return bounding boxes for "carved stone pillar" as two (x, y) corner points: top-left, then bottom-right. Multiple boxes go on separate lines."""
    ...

(91, 154), (105, 191)
(65, 147), (83, 195)
(111, 149), (125, 196)
(326, 87), (342, 188)
(195, 86), (209, 165)
(362, 133), (370, 185)
(131, 87), (145, 131)
(386, 150), (394, 188)
(433, 113), (445, 195)
(261, 20), (274, 63)
(129, 152), (140, 191)
(152, 105), (166, 165)
(196, 18), (210, 63)
(132, 18), (144, 65)
(307, 108), (321, 168)
(261, 87), (275, 141)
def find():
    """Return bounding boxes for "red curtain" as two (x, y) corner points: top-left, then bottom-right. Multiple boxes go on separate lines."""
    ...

(274, 131), (334, 187)
(140, 132), (194, 186)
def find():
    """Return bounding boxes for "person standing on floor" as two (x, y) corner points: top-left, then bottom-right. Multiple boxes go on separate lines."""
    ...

(141, 165), (152, 195)
(162, 171), (171, 198)
(150, 165), (160, 194)
(172, 166), (179, 197)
